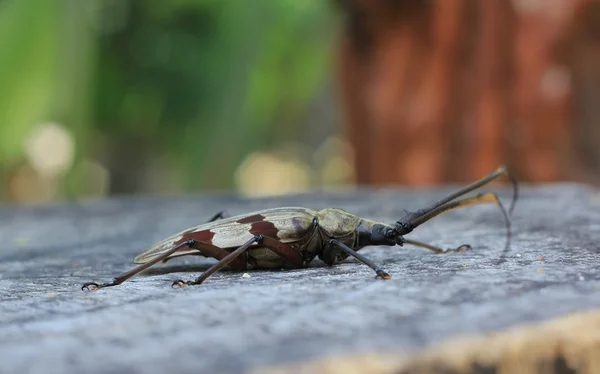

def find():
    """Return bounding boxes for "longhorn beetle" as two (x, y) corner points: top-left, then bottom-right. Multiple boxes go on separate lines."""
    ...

(82, 165), (517, 291)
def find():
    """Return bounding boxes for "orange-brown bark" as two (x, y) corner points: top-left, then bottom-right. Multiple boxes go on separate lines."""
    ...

(336, 0), (594, 185)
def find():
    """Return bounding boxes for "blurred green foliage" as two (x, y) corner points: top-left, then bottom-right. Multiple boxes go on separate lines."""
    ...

(0, 0), (337, 202)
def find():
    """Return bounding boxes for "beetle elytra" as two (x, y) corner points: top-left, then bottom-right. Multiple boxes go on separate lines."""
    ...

(81, 165), (517, 291)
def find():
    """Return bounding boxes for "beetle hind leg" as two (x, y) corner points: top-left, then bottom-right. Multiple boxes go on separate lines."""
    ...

(81, 239), (196, 291)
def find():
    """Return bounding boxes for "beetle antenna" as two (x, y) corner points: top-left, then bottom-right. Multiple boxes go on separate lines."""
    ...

(506, 168), (518, 215)
(395, 165), (517, 235)
(407, 192), (512, 252)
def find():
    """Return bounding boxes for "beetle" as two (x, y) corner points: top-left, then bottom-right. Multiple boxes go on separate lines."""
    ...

(81, 165), (517, 291)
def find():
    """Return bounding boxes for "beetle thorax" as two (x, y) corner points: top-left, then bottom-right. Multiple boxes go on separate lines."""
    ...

(316, 208), (362, 237)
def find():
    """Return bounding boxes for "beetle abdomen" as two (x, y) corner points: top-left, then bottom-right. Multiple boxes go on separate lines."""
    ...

(247, 246), (290, 268)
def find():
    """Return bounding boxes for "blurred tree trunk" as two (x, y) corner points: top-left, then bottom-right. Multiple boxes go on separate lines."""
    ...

(335, 0), (597, 185)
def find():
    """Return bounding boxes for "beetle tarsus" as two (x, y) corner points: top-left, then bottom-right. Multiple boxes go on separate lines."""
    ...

(436, 244), (471, 254)
(81, 280), (116, 291)
(171, 279), (192, 288)
(435, 244), (472, 254)
(172, 279), (203, 288)
(375, 268), (391, 280)
(447, 244), (471, 253)
(81, 282), (100, 291)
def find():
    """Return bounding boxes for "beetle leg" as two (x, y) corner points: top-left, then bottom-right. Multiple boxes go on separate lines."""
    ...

(82, 239), (196, 291)
(186, 240), (247, 270)
(326, 239), (391, 280)
(401, 238), (471, 254)
(172, 235), (304, 288)
(171, 235), (260, 288)
(206, 210), (229, 222)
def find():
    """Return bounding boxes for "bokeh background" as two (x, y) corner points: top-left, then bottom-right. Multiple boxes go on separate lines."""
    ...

(1, 0), (599, 205)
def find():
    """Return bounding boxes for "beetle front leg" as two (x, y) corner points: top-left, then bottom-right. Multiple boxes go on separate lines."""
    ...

(172, 235), (304, 288)
(326, 239), (391, 280)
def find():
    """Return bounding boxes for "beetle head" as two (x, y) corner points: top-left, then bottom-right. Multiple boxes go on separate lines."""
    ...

(368, 224), (403, 246)
(366, 210), (421, 246)
(357, 213), (418, 247)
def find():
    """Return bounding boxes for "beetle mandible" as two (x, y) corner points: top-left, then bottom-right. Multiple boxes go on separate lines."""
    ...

(81, 165), (517, 291)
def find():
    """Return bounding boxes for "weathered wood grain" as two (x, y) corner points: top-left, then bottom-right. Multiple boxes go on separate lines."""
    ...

(1, 184), (599, 373)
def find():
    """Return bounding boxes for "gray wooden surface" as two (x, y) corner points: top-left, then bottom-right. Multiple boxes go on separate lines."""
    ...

(1, 184), (600, 374)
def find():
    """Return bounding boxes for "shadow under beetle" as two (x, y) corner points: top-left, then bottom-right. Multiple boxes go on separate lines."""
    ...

(82, 165), (517, 291)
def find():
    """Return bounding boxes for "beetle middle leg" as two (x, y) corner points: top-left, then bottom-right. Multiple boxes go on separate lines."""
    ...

(172, 235), (304, 288)
(324, 239), (391, 280)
